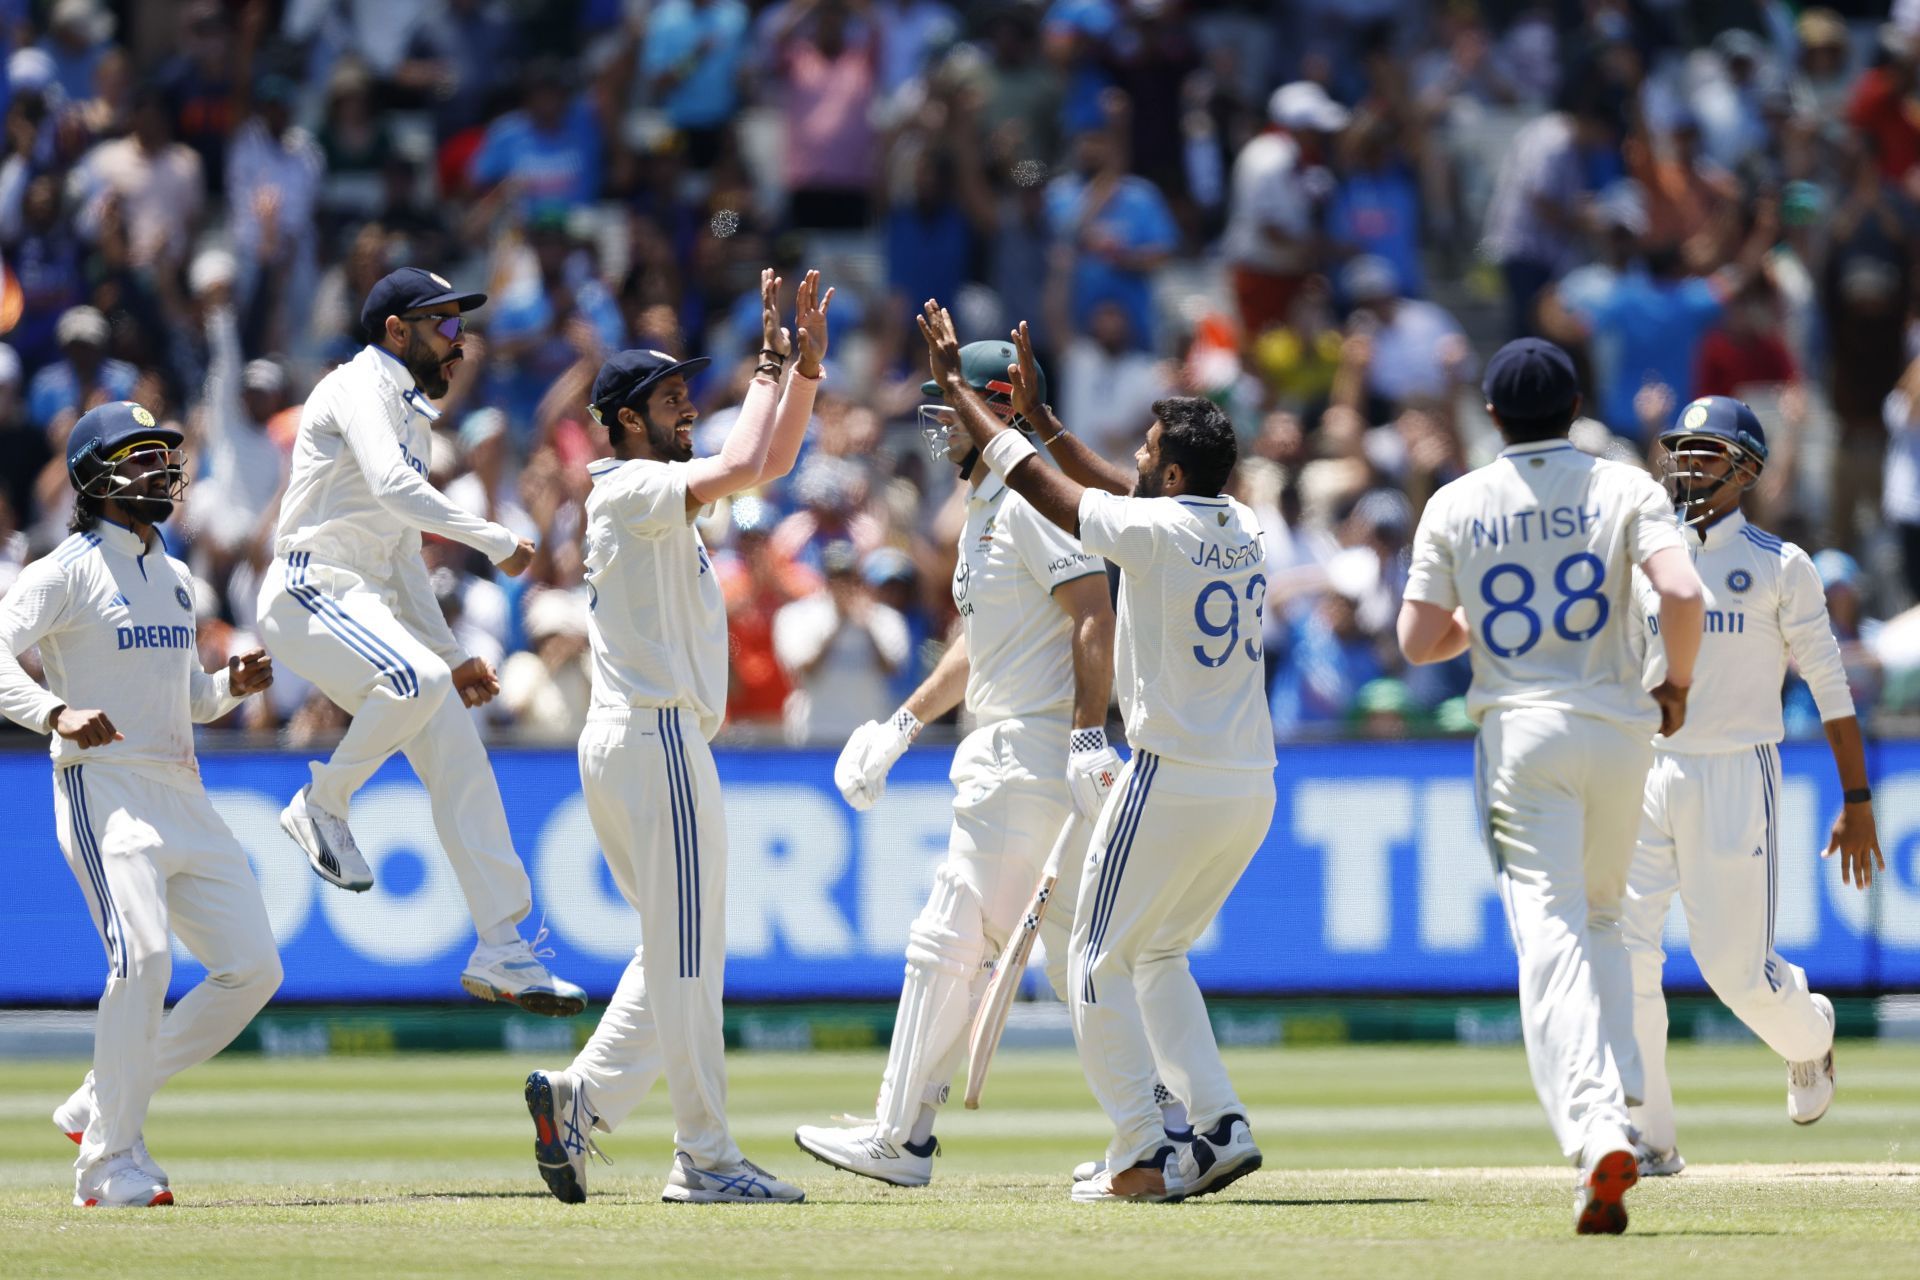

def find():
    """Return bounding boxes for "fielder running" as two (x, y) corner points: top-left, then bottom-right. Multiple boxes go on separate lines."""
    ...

(792, 335), (1129, 1186)
(1624, 395), (1883, 1175)
(923, 302), (1275, 1204)
(0, 402), (279, 1207)
(257, 267), (585, 1015)
(523, 269), (826, 1205)
(1398, 338), (1706, 1234)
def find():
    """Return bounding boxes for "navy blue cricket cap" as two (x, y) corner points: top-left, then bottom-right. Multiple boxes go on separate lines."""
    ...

(589, 348), (712, 420)
(1482, 337), (1580, 420)
(359, 267), (487, 337)
(67, 400), (182, 483)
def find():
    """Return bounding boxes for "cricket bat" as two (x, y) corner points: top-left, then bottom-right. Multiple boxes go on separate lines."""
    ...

(964, 816), (1084, 1109)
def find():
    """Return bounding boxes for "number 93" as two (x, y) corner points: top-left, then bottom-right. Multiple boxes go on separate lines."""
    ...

(1192, 575), (1267, 667)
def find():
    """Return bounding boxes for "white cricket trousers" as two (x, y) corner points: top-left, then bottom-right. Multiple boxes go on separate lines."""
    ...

(566, 706), (741, 1168)
(257, 553), (530, 935)
(1068, 751), (1274, 1171)
(1624, 745), (1832, 1153)
(1477, 706), (1650, 1163)
(53, 763), (282, 1167)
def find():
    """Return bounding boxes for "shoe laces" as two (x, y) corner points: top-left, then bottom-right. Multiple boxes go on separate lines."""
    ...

(1789, 1056), (1824, 1088)
(525, 919), (558, 962)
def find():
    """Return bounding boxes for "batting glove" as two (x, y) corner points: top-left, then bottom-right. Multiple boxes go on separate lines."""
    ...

(1066, 726), (1122, 822)
(833, 707), (922, 811)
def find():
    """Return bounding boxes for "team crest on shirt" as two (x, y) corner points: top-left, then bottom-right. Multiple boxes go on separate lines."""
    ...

(175, 586), (193, 611)
(1218, 512), (1228, 526)
(979, 517), (995, 545)
(1726, 569), (1752, 594)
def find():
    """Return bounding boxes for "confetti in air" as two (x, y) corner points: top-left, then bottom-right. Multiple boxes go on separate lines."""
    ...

(709, 209), (741, 238)
(1011, 160), (1047, 188)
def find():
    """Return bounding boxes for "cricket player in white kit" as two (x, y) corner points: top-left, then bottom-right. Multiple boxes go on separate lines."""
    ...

(1398, 338), (1707, 1234)
(921, 303), (1275, 1205)
(523, 269), (827, 1205)
(0, 402), (278, 1207)
(1624, 396), (1883, 1175)
(792, 334), (1128, 1187)
(257, 267), (585, 1016)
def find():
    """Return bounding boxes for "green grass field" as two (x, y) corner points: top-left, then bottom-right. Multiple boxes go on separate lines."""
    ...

(2, 1042), (1916, 1279)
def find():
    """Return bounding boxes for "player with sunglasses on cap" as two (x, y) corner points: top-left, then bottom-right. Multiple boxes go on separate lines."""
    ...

(523, 269), (827, 1205)
(0, 401), (279, 1207)
(257, 267), (586, 1017)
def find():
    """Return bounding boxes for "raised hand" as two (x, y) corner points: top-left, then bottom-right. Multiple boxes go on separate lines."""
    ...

(761, 267), (791, 361)
(793, 269), (835, 377)
(916, 298), (964, 395)
(1008, 320), (1045, 425)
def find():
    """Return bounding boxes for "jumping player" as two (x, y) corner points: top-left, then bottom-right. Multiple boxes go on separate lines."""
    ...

(921, 302), (1274, 1204)
(257, 267), (585, 1016)
(1624, 395), (1883, 1175)
(0, 402), (279, 1207)
(792, 335), (1126, 1187)
(523, 269), (826, 1205)
(1397, 338), (1706, 1235)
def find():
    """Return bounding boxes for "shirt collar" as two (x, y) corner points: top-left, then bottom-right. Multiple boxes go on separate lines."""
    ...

(968, 472), (1007, 509)
(1498, 438), (1578, 459)
(1696, 507), (1748, 549)
(91, 515), (150, 556)
(366, 344), (444, 422)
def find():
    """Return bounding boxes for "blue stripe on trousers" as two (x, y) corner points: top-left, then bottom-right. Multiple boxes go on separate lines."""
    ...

(659, 709), (700, 978)
(1756, 745), (1779, 990)
(286, 553), (419, 697)
(65, 765), (125, 979)
(1080, 752), (1157, 1005)
(670, 711), (703, 975)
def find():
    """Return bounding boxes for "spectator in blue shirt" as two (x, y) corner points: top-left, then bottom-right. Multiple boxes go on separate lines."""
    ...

(28, 305), (137, 432)
(885, 149), (972, 361)
(470, 58), (603, 219)
(1328, 111), (1425, 298)
(1045, 113), (1178, 352)
(39, 0), (111, 106)
(1269, 581), (1385, 737)
(641, 0), (750, 170)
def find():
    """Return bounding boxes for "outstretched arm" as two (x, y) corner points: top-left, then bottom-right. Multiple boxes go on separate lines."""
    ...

(684, 268), (789, 508)
(762, 270), (834, 482)
(1009, 321), (1131, 496)
(919, 300), (1086, 536)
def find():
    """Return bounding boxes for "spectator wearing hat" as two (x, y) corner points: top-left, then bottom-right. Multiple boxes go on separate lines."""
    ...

(28, 306), (136, 433)
(1342, 254), (1472, 415)
(1224, 81), (1348, 343)
(1268, 544), (1387, 738)
(861, 544), (928, 705)
(641, 0), (752, 170)
(39, 0), (114, 105)
(774, 538), (910, 742)
(1792, 8), (1855, 121)
(499, 588), (591, 741)
(446, 408), (537, 543)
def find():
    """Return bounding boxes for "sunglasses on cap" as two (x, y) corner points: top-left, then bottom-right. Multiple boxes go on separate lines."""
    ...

(401, 313), (465, 341)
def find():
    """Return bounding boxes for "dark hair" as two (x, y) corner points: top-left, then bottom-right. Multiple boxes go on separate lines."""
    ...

(1495, 400), (1580, 444)
(68, 489), (101, 534)
(1153, 397), (1238, 496)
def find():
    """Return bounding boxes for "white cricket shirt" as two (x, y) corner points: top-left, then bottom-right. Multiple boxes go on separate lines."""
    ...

(581, 457), (728, 739)
(1077, 488), (1275, 770)
(275, 345), (517, 578)
(0, 521), (242, 777)
(957, 474), (1103, 723)
(1404, 439), (1686, 729)
(1632, 511), (1854, 752)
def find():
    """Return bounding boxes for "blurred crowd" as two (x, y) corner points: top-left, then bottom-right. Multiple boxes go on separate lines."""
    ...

(5, 0), (1920, 745)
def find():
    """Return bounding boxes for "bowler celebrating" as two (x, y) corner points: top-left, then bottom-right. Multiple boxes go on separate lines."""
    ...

(1625, 396), (1882, 1175)
(0, 403), (279, 1207)
(257, 268), (584, 1015)
(1397, 338), (1705, 1235)
(524, 270), (826, 1205)
(921, 301), (1275, 1205)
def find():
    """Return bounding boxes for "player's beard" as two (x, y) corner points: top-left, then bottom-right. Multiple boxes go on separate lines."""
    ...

(1133, 466), (1165, 499)
(644, 410), (694, 463)
(405, 330), (454, 399)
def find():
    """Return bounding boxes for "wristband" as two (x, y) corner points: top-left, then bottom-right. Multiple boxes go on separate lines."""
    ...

(1040, 425), (1068, 445)
(890, 706), (923, 743)
(759, 346), (788, 365)
(1844, 787), (1872, 805)
(754, 362), (782, 380)
(1069, 726), (1107, 754)
(981, 429), (1038, 479)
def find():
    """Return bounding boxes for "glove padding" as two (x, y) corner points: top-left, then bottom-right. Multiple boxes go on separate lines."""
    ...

(834, 710), (919, 811)
(1066, 726), (1123, 822)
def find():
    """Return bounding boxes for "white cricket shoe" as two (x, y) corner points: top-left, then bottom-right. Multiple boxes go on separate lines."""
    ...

(73, 1152), (171, 1208)
(1166, 1114), (1262, 1201)
(1788, 993), (1837, 1125)
(1635, 1143), (1686, 1177)
(525, 1070), (603, 1204)
(1070, 1148), (1178, 1204)
(1573, 1140), (1638, 1235)
(461, 930), (587, 1018)
(661, 1151), (805, 1203)
(793, 1122), (935, 1187)
(53, 1074), (167, 1187)
(279, 787), (373, 892)
(1071, 1158), (1105, 1183)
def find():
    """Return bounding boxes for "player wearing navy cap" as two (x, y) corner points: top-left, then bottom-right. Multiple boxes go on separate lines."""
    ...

(1397, 338), (1707, 1234)
(256, 266), (586, 1016)
(0, 402), (278, 1207)
(524, 270), (828, 1206)
(1623, 396), (1883, 1175)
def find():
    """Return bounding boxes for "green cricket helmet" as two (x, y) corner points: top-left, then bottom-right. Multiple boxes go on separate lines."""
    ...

(918, 340), (1047, 470)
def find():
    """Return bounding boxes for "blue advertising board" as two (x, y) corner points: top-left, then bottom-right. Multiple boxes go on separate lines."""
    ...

(4, 739), (1916, 1004)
